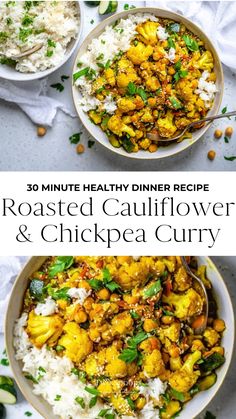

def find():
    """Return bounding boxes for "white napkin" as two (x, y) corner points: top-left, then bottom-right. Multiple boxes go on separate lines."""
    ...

(0, 256), (28, 333)
(0, 78), (76, 127)
(146, 1), (236, 71)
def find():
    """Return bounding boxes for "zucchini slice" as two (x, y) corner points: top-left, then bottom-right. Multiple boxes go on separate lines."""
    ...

(85, 1), (100, 6)
(198, 373), (217, 391)
(0, 384), (17, 405)
(99, 1), (118, 15)
(0, 377), (14, 387)
(0, 403), (6, 419)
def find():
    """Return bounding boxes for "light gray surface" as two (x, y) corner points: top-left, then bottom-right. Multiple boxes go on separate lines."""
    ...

(0, 1), (236, 171)
(0, 256), (235, 419)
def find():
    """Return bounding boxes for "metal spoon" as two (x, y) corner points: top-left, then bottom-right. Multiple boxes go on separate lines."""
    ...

(181, 256), (209, 335)
(147, 111), (236, 143)
(4, 43), (44, 60)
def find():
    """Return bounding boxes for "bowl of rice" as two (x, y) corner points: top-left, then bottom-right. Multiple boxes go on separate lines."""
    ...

(0, 1), (82, 81)
(5, 256), (235, 419)
(72, 7), (223, 159)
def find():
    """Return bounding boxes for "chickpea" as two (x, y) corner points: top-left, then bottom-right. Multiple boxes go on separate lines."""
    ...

(123, 294), (139, 304)
(207, 150), (216, 161)
(37, 126), (47, 137)
(213, 318), (226, 332)
(101, 330), (113, 341)
(225, 126), (233, 137)
(75, 310), (87, 324)
(149, 143), (158, 153)
(83, 297), (94, 312)
(88, 328), (100, 342)
(161, 315), (174, 325)
(169, 345), (181, 358)
(135, 396), (146, 410)
(143, 318), (157, 332)
(76, 144), (85, 154)
(110, 293), (119, 302)
(97, 288), (110, 300)
(214, 129), (222, 139)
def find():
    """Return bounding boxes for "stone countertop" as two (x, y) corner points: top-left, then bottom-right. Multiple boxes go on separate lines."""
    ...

(0, 1), (235, 171)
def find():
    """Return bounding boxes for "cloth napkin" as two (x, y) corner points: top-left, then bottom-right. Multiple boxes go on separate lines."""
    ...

(0, 257), (28, 333)
(146, 1), (236, 71)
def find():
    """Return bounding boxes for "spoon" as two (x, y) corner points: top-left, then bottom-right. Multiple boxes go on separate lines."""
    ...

(5, 43), (44, 60)
(147, 111), (236, 143)
(180, 256), (209, 335)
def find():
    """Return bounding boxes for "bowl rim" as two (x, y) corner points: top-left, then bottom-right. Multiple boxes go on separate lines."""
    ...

(71, 6), (224, 160)
(4, 256), (235, 419)
(0, 1), (83, 82)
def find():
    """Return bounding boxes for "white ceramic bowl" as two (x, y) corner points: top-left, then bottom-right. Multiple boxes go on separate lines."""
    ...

(5, 256), (234, 419)
(0, 1), (83, 82)
(72, 7), (224, 160)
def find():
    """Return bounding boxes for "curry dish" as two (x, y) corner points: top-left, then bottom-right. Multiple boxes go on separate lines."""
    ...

(74, 16), (217, 153)
(20, 256), (226, 418)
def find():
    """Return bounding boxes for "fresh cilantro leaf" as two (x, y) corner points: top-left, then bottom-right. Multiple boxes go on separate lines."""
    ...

(156, 87), (162, 95)
(174, 60), (181, 71)
(130, 310), (140, 319)
(144, 279), (161, 298)
(224, 136), (229, 143)
(103, 268), (112, 282)
(89, 279), (103, 291)
(224, 155), (236, 161)
(127, 81), (136, 95)
(126, 396), (135, 410)
(47, 286), (70, 301)
(169, 96), (182, 109)
(88, 140), (95, 148)
(48, 256), (74, 277)
(75, 396), (85, 409)
(61, 75), (69, 82)
(105, 281), (121, 292)
(136, 87), (147, 102)
(127, 331), (149, 348)
(85, 387), (100, 396)
(54, 394), (61, 401)
(50, 83), (64, 92)
(183, 34), (199, 51)
(167, 37), (175, 49)
(55, 345), (65, 352)
(69, 132), (82, 144)
(89, 396), (98, 408)
(24, 412), (32, 417)
(119, 347), (139, 363)
(221, 106), (227, 114)
(0, 358), (9, 366)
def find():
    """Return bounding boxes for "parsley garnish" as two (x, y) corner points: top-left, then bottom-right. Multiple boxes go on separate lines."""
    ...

(0, 358), (9, 366)
(61, 75), (69, 82)
(224, 156), (236, 161)
(144, 279), (161, 298)
(24, 412), (32, 417)
(50, 83), (64, 92)
(183, 34), (199, 51)
(169, 96), (182, 109)
(48, 256), (74, 277)
(75, 396), (85, 409)
(88, 140), (95, 148)
(69, 132), (82, 144)
(54, 394), (61, 401)
(221, 106), (227, 114)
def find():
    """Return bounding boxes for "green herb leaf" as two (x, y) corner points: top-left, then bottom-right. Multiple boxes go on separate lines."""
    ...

(89, 396), (98, 408)
(144, 279), (161, 298)
(75, 396), (85, 409)
(85, 386), (100, 396)
(55, 345), (65, 352)
(127, 331), (149, 348)
(130, 310), (140, 319)
(119, 347), (139, 363)
(54, 394), (61, 401)
(73, 67), (90, 81)
(183, 35), (199, 51)
(25, 374), (38, 384)
(170, 388), (185, 402)
(48, 256), (74, 277)
(98, 409), (110, 417)
(169, 96), (182, 109)
(38, 366), (46, 373)
(0, 358), (9, 366)
(224, 155), (236, 161)
(126, 396), (135, 410)
(61, 75), (69, 82)
(127, 81), (137, 95)
(88, 140), (95, 148)
(224, 136), (229, 143)
(175, 60), (181, 71)
(105, 281), (121, 292)
(162, 309), (174, 316)
(24, 412), (32, 417)
(69, 132), (82, 144)
(50, 83), (64, 92)
(221, 106), (227, 114)
(47, 286), (70, 301)
(71, 368), (86, 383)
(89, 279), (103, 291)
(167, 37), (175, 49)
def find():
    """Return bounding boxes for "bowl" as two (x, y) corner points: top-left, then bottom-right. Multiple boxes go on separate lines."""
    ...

(72, 7), (224, 160)
(0, 1), (83, 82)
(5, 256), (234, 419)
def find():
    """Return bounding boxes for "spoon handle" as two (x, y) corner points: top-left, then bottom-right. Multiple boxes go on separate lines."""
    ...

(190, 110), (236, 128)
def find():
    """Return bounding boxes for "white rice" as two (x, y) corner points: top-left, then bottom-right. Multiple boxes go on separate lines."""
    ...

(0, 1), (80, 73)
(14, 313), (166, 419)
(75, 13), (158, 113)
(35, 296), (58, 316)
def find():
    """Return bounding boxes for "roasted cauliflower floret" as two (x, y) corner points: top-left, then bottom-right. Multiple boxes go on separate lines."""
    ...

(107, 115), (135, 137)
(159, 322), (181, 343)
(105, 345), (128, 378)
(196, 51), (214, 71)
(114, 260), (151, 290)
(136, 21), (159, 46)
(143, 349), (165, 378)
(111, 312), (133, 336)
(127, 42), (153, 65)
(173, 266), (192, 291)
(110, 394), (133, 416)
(26, 311), (64, 348)
(160, 401), (181, 419)
(58, 322), (93, 364)
(145, 76), (161, 92)
(168, 350), (201, 392)
(117, 58), (138, 88)
(203, 327), (220, 348)
(163, 288), (203, 320)
(104, 68), (116, 86)
(157, 110), (177, 138)
(98, 379), (124, 397)
(117, 97), (136, 113)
